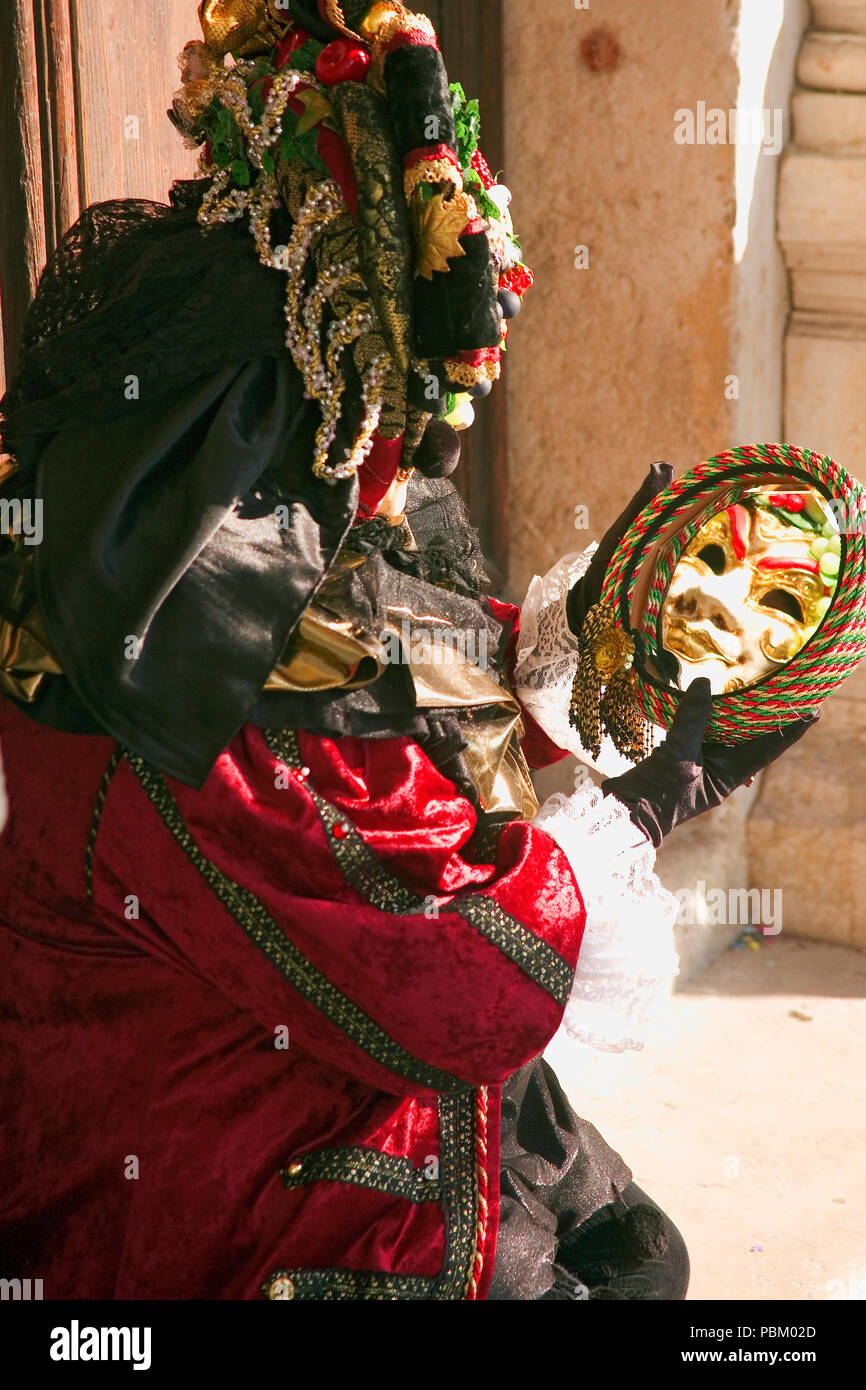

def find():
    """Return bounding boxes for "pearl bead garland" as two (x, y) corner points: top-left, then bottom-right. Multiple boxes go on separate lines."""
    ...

(197, 61), (389, 484)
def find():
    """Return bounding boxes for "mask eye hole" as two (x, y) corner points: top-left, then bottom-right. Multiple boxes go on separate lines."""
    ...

(696, 543), (726, 575)
(672, 592), (698, 617)
(760, 588), (804, 623)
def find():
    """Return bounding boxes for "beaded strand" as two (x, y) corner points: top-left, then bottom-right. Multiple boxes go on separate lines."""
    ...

(197, 62), (390, 484)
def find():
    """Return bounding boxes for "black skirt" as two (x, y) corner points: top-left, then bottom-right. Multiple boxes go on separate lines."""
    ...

(489, 1058), (689, 1300)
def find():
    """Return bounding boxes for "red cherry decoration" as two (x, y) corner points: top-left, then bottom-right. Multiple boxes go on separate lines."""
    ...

(499, 264), (535, 298)
(315, 39), (371, 87)
(276, 29), (313, 69)
(333, 821), (350, 840)
(769, 492), (806, 512)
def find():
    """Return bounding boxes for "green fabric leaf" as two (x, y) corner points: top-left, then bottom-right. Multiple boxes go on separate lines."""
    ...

(248, 79), (267, 122)
(279, 124), (328, 180)
(199, 44), (330, 195)
(289, 38), (323, 73)
(206, 103), (245, 169)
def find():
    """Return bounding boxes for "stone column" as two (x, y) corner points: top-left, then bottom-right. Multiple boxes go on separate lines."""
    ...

(751, 0), (866, 948)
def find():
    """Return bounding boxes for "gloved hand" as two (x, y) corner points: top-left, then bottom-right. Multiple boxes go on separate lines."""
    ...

(567, 461), (674, 637)
(601, 677), (818, 847)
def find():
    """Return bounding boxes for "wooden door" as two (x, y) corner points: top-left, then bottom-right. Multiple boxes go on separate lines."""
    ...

(425, 0), (509, 587)
(0, 0), (198, 397)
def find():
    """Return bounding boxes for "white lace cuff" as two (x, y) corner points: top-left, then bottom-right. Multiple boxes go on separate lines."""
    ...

(513, 545), (646, 778)
(533, 782), (679, 1052)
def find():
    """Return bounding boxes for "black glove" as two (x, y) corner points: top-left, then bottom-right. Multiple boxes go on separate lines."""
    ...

(601, 677), (818, 847)
(567, 461), (674, 637)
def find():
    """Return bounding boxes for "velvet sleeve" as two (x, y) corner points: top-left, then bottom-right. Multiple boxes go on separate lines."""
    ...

(89, 723), (586, 1101)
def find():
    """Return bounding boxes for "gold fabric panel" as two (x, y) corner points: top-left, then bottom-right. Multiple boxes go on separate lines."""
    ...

(0, 551), (61, 703)
(0, 603), (62, 703)
(266, 606), (386, 692)
(198, 0), (278, 58)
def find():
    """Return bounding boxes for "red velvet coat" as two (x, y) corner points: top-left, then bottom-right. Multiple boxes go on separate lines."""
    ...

(0, 696), (585, 1300)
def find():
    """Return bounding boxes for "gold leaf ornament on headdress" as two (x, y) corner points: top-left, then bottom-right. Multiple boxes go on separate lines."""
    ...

(294, 88), (337, 135)
(198, 0), (279, 60)
(412, 190), (475, 280)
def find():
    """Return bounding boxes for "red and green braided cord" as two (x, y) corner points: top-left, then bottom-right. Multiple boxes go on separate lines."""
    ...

(598, 444), (866, 743)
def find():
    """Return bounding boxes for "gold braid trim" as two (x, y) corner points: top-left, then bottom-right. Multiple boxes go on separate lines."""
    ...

(280, 1145), (442, 1202)
(404, 156), (462, 206)
(443, 357), (501, 390)
(261, 1090), (480, 1301)
(322, 0), (365, 39)
(124, 748), (469, 1095)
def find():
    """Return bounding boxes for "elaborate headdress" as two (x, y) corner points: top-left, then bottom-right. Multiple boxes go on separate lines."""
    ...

(169, 0), (532, 500)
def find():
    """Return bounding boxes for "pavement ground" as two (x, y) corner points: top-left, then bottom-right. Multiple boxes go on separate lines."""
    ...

(544, 935), (866, 1302)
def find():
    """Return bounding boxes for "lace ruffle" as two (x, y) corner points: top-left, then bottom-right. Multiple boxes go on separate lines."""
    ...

(534, 782), (679, 1052)
(0, 182), (289, 455)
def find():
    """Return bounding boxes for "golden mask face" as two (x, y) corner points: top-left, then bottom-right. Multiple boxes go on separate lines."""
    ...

(661, 488), (840, 694)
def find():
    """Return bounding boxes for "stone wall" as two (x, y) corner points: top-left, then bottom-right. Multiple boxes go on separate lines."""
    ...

(503, 0), (809, 978)
(503, 0), (738, 606)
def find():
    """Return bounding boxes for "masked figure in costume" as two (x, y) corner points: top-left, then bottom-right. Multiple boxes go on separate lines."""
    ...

(0, 0), (814, 1300)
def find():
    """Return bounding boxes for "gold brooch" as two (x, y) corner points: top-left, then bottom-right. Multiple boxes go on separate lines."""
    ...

(590, 623), (635, 680)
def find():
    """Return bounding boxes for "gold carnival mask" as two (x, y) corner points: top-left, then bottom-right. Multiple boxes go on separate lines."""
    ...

(661, 487), (840, 694)
(568, 446), (866, 764)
